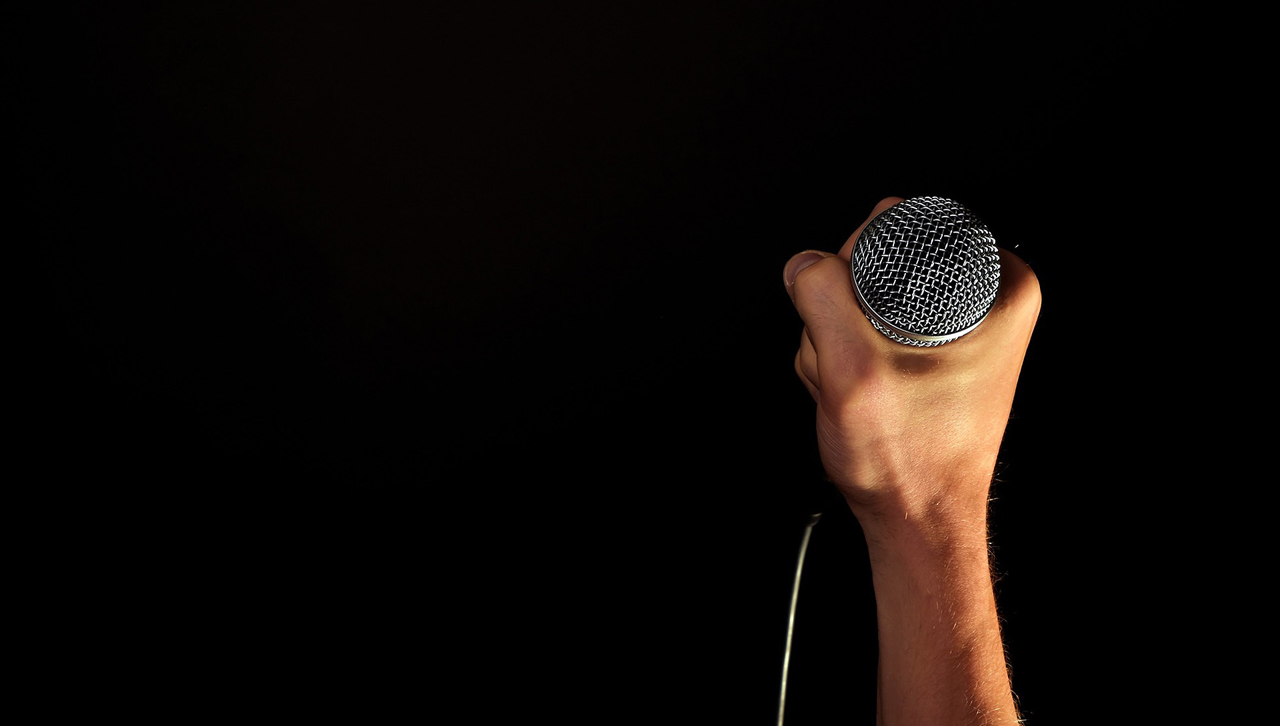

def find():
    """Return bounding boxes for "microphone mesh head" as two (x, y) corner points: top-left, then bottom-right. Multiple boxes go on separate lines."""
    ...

(851, 196), (1001, 347)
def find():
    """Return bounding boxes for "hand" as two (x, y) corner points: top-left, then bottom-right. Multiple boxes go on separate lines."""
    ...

(783, 197), (1042, 530)
(784, 197), (1041, 724)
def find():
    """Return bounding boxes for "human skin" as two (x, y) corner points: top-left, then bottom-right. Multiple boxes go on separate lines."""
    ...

(783, 196), (1041, 725)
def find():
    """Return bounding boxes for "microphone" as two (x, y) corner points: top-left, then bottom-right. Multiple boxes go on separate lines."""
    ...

(851, 196), (1001, 346)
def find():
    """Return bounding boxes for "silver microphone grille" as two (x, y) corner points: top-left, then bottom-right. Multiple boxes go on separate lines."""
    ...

(851, 196), (1001, 347)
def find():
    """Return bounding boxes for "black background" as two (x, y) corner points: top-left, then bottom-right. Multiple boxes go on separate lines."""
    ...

(26, 2), (1233, 723)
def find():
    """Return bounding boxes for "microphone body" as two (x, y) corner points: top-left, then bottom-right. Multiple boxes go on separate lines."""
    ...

(851, 196), (1001, 347)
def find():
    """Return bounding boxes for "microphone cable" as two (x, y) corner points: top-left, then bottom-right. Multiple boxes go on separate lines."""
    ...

(777, 509), (824, 726)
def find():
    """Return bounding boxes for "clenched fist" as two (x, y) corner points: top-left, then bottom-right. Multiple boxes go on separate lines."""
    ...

(783, 196), (1041, 530)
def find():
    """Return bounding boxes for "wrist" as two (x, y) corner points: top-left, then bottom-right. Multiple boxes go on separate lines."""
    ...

(860, 508), (990, 578)
(843, 474), (992, 543)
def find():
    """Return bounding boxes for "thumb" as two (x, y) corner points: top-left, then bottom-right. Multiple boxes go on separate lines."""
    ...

(783, 250), (831, 300)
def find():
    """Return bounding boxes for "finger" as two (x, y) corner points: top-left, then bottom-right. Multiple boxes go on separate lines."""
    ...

(790, 253), (863, 349)
(795, 327), (820, 400)
(788, 252), (879, 400)
(994, 248), (1042, 326)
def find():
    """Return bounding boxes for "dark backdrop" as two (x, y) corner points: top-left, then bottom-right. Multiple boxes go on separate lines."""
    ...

(28, 2), (1218, 723)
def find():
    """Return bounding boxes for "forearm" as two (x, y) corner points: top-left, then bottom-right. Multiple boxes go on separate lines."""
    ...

(856, 492), (1019, 726)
